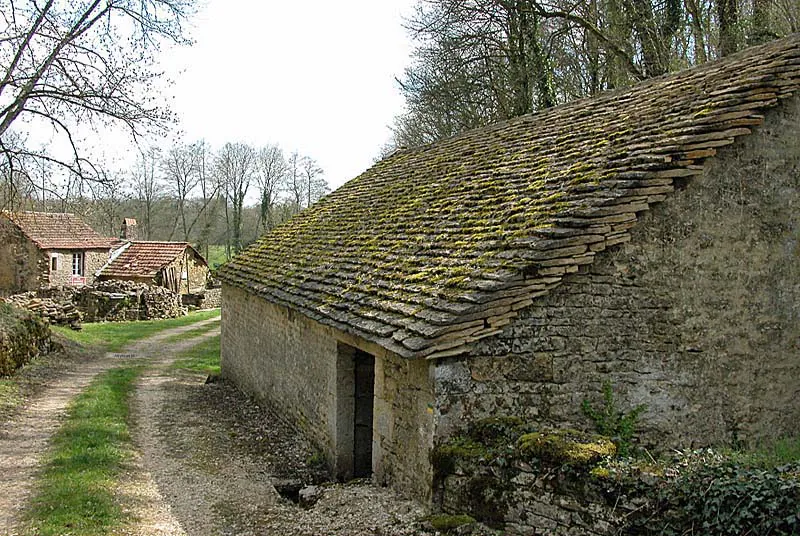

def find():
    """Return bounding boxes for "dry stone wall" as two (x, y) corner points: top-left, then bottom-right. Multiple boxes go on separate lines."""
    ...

(0, 219), (47, 295)
(78, 280), (184, 322)
(433, 96), (800, 451)
(3, 281), (185, 325)
(1, 292), (81, 327)
(0, 303), (52, 376)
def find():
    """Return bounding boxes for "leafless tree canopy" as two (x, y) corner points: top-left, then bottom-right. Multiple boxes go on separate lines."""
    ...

(392, 0), (799, 148)
(0, 0), (195, 206)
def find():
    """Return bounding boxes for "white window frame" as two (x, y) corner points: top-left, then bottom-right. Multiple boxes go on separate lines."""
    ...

(72, 252), (84, 276)
(50, 254), (58, 272)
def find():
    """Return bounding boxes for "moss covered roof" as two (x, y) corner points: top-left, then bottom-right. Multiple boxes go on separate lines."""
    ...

(219, 35), (800, 359)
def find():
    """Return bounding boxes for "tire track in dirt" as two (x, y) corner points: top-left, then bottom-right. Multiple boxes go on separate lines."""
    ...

(0, 315), (221, 536)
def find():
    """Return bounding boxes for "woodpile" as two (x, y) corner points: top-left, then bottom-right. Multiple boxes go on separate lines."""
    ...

(1, 292), (82, 329)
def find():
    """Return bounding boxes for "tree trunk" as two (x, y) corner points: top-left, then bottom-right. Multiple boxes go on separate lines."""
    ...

(717, 0), (739, 56)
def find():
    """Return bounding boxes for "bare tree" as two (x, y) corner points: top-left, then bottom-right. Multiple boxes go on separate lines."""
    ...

(286, 151), (303, 213)
(392, 0), (790, 149)
(216, 142), (255, 256)
(301, 156), (328, 209)
(0, 0), (194, 195)
(90, 170), (130, 236)
(254, 144), (288, 232)
(162, 142), (200, 240)
(131, 146), (162, 240)
(193, 140), (220, 259)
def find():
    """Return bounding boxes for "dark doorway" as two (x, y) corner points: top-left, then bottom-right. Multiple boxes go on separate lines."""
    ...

(353, 349), (375, 478)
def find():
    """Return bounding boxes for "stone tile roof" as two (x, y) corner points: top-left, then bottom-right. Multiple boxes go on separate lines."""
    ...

(100, 241), (204, 278)
(219, 35), (800, 360)
(2, 211), (115, 249)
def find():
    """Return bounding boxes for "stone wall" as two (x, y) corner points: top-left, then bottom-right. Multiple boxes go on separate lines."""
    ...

(182, 287), (221, 309)
(1, 292), (81, 327)
(440, 459), (626, 535)
(0, 302), (52, 376)
(433, 96), (800, 450)
(79, 280), (184, 322)
(46, 248), (108, 287)
(374, 349), (436, 503)
(221, 284), (436, 502)
(0, 219), (46, 295)
(160, 249), (208, 294)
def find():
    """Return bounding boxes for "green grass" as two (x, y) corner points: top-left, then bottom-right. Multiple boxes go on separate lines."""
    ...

(52, 309), (220, 352)
(163, 322), (219, 343)
(728, 436), (800, 468)
(22, 366), (143, 536)
(0, 379), (22, 414)
(206, 245), (229, 269)
(171, 334), (220, 375)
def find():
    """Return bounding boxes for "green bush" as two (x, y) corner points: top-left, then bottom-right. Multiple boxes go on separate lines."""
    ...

(626, 461), (800, 535)
(582, 380), (646, 456)
(0, 303), (51, 376)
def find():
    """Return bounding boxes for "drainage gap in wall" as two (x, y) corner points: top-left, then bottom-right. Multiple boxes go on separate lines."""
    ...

(273, 479), (302, 504)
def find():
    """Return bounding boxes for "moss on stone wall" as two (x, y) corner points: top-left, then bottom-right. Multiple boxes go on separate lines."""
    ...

(517, 429), (616, 466)
(0, 303), (51, 376)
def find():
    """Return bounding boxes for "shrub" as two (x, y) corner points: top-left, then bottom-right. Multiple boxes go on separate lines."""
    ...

(582, 380), (646, 456)
(626, 460), (800, 535)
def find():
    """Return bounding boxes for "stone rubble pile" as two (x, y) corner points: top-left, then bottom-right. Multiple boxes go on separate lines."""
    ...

(80, 280), (185, 322)
(1, 292), (82, 328)
(2, 282), (187, 326)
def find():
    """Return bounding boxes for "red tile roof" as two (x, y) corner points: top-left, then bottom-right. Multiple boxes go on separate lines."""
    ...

(100, 241), (205, 278)
(2, 211), (115, 249)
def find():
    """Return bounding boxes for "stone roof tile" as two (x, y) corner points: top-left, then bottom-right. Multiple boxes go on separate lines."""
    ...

(219, 35), (800, 359)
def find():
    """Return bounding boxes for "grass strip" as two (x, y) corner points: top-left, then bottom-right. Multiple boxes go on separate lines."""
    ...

(163, 322), (219, 343)
(22, 366), (143, 536)
(171, 334), (221, 376)
(53, 309), (220, 352)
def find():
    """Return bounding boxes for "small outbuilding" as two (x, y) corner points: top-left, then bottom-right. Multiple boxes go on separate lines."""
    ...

(97, 241), (209, 294)
(218, 36), (800, 503)
(0, 211), (115, 294)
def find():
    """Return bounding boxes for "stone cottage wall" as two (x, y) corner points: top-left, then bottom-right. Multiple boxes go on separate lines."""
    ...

(374, 349), (436, 502)
(47, 248), (108, 287)
(221, 284), (435, 501)
(0, 219), (46, 295)
(433, 96), (800, 450)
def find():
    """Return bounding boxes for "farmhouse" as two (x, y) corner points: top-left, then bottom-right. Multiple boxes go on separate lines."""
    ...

(218, 35), (800, 503)
(96, 241), (209, 294)
(0, 211), (115, 294)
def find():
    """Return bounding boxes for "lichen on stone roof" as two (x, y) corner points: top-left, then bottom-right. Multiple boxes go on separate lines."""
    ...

(219, 34), (800, 360)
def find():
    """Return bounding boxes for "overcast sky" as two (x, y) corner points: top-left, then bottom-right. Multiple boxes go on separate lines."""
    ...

(162, 0), (417, 190)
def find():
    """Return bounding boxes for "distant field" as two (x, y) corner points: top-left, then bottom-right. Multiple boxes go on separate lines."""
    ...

(206, 245), (229, 269)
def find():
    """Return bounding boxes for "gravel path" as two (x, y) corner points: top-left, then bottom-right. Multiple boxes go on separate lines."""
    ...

(0, 316), (221, 535)
(128, 329), (429, 535)
(0, 315), (481, 535)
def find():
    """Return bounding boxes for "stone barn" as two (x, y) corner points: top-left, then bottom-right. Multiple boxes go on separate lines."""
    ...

(97, 241), (209, 294)
(218, 36), (800, 503)
(0, 211), (115, 294)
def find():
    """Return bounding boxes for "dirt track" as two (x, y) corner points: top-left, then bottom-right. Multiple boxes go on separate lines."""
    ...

(0, 316), (434, 536)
